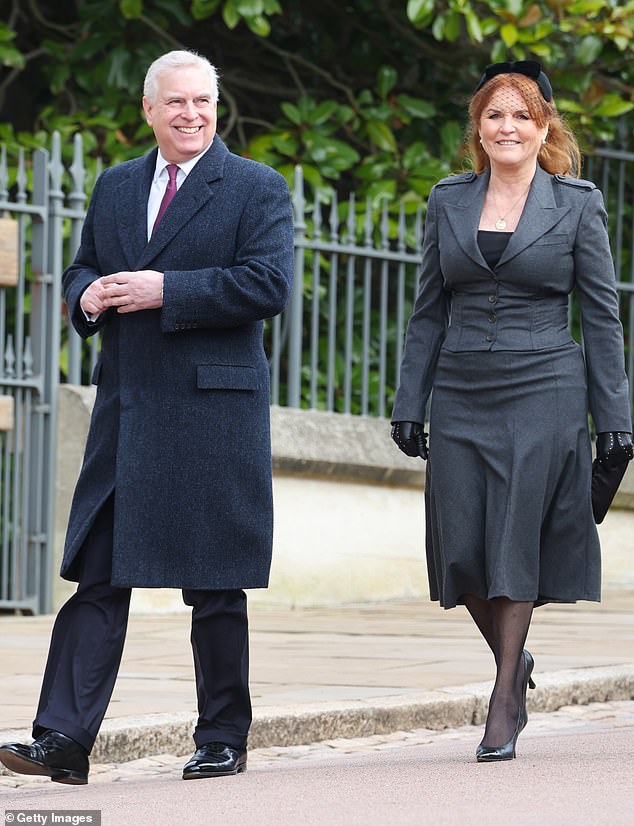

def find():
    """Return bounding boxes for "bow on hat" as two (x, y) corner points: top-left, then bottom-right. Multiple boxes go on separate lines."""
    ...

(475, 60), (553, 102)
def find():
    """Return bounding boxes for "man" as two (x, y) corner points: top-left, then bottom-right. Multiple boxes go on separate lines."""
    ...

(0, 50), (294, 784)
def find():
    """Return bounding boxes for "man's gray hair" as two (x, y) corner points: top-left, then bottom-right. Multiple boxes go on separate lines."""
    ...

(143, 50), (219, 103)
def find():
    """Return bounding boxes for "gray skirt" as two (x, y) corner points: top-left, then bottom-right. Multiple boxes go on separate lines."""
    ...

(426, 342), (600, 609)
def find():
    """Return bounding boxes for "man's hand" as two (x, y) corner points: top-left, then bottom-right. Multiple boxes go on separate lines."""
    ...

(80, 277), (111, 317)
(81, 270), (164, 316)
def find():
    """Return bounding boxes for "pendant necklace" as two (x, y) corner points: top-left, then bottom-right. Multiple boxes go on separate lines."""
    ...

(490, 184), (531, 231)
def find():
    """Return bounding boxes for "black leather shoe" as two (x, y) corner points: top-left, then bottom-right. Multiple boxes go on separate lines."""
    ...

(182, 741), (247, 779)
(476, 710), (522, 763)
(0, 730), (89, 785)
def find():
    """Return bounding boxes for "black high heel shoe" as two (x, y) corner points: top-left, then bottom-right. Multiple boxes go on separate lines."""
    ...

(476, 651), (536, 762)
(476, 709), (522, 762)
(519, 649), (536, 732)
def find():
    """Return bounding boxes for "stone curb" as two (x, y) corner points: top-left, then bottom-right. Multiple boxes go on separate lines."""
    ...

(1, 664), (632, 768)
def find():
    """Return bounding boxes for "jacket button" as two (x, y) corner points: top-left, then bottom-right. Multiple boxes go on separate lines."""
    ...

(488, 313), (497, 323)
(488, 295), (497, 303)
(485, 334), (494, 342)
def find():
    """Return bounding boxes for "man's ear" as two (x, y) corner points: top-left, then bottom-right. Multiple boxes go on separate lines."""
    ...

(142, 96), (153, 126)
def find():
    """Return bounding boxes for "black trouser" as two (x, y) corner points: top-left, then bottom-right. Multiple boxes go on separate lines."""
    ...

(33, 497), (252, 754)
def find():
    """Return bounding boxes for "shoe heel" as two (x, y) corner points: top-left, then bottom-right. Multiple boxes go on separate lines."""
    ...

(528, 675), (536, 690)
(51, 769), (88, 785)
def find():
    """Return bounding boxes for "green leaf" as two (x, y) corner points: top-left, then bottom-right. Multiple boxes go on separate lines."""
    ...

(490, 39), (507, 63)
(504, 0), (523, 17)
(464, 10), (483, 43)
(0, 44), (25, 68)
(432, 14), (445, 40)
(191, 0), (222, 20)
(440, 121), (463, 159)
(0, 23), (18, 42)
(567, 0), (605, 13)
(367, 179), (397, 207)
(556, 99), (587, 114)
(119, 0), (143, 18)
(443, 11), (461, 42)
(235, 0), (264, 13)
(366, 121), (397, 152)
(530, 42), (552, 58)
(575, 35), (603, 66)
(263, 0), (282, 11)
(500, 23), (518, 47)
(377, 66), (398, 99)
(406, 0), (435, 27)
(402, 141), (429, 170)
(245, 14), (271, 35)
(396, 95), (435, 119)
(154, 0), (192, 25)
(281, 102), (302, 124)
(592, 95), (634, 117)
(223, 1), (241, 28)
(308, 100), (339, 125)
(271, 132), (298, 156)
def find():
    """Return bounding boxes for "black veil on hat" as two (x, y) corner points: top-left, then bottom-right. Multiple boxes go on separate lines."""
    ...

(475, 60), (553, 102)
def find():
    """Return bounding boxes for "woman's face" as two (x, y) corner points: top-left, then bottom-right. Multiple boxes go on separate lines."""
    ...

(478, 84), (548, 172)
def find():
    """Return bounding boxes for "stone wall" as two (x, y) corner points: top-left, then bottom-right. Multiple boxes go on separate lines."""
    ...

(54, 386), (634, 611)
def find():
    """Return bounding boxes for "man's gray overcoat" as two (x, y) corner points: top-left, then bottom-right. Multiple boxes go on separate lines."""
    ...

(61, 136), (294, 590)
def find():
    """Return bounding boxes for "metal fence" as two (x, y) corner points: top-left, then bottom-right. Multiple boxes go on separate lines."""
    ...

(270, 166), (423, 417)
(1, 133), (634, 612)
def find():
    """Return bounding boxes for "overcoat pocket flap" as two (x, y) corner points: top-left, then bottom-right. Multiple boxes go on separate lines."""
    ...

(197, 364), (260, 391)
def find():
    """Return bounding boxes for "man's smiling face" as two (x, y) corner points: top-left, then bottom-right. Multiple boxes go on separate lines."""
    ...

(142, 65), (217, 163)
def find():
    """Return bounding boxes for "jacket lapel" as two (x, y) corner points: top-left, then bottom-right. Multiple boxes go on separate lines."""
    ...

(114, 150), (156, 270)
(442, 165), (572, 274)
(135, 135), (229, 270)
(443, 172), (491, 272)
(497, 165), (570, 267)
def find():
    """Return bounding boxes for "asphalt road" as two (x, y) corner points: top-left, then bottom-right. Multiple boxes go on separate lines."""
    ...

(2, 702), (632, 826)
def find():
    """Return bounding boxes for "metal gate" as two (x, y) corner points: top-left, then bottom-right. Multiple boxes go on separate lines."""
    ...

(0, 135), (85, 613)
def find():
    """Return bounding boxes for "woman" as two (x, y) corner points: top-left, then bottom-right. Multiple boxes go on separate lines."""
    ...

(391, 61), (632, 762)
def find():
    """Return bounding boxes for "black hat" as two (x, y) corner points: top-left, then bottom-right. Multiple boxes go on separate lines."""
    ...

(475, 60), (553, 102)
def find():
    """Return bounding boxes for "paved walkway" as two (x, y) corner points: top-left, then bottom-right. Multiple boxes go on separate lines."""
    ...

(1, 590), (633, 762)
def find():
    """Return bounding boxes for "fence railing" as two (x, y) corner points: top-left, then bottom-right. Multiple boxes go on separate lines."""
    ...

(268, 166), (423, 417)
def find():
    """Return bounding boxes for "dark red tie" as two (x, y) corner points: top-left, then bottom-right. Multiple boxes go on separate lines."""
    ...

(152, 163), (179, 233)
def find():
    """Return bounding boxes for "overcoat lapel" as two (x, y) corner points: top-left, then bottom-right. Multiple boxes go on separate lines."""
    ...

(135, 135), (229, 270)
(114, 150), (156, 270)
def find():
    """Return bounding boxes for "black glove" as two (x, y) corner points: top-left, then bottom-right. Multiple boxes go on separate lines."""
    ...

(391, 421), (428, 459)
(596, 432), (634, 469)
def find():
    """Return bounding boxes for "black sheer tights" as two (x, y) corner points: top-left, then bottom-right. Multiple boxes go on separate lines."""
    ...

(463, 594), (534, 747)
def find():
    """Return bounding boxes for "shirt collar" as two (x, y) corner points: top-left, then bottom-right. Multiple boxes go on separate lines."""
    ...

(152, 138), (215, 182)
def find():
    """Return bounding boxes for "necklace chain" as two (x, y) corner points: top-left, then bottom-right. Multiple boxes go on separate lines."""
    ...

(490, 185), (531, 231)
